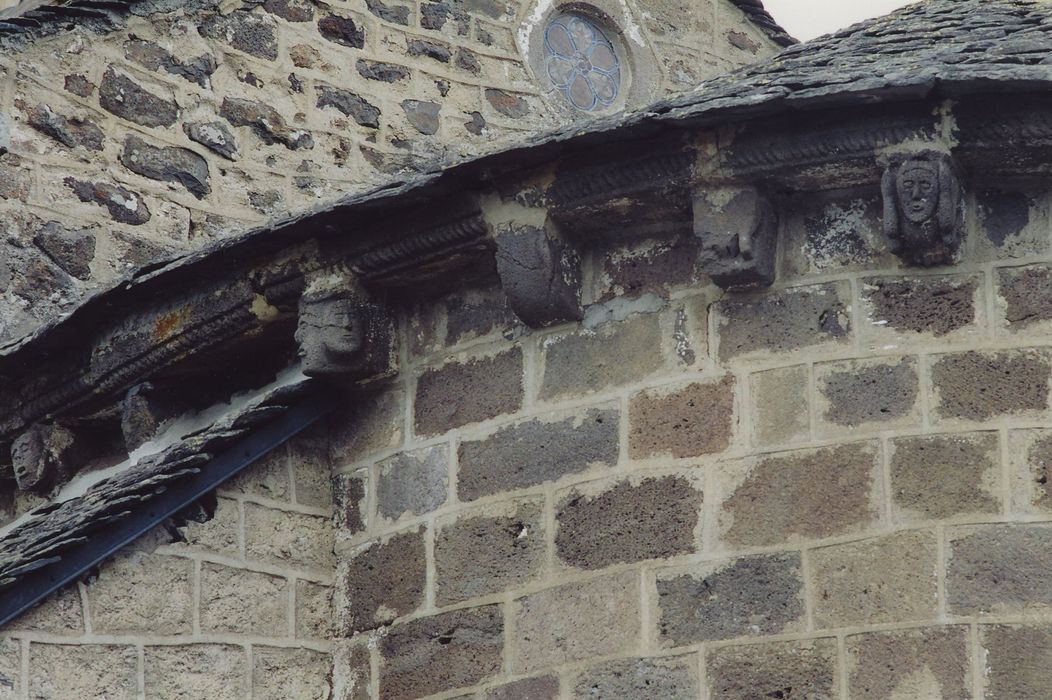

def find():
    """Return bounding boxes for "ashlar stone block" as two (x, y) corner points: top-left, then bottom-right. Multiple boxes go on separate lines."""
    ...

(337, 527), (426, 634)
(144, 645), (246, 700)
(889, 432), (1001, 522)
(846, 626), (970, 700)
(947, 524), (1052, 616)
(628, 377), (735, 459)
(706, 639), (838, 700)
(572, 655), (699, 699)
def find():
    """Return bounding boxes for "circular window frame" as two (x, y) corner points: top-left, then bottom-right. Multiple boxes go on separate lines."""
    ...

(524, 1), (660, 116)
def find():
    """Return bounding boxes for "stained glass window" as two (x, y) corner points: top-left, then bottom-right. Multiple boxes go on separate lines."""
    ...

(544, 13), (621, 112)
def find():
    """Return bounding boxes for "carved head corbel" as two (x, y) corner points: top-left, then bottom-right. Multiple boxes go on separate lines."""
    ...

(881, 151), (963, 267)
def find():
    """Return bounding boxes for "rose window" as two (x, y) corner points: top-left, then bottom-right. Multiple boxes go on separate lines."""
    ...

(544, 13), (621, 112)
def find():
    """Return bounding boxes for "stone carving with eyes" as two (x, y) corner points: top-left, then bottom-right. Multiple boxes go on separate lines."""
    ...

(295, 283), (393, 379)
(882, 152), (963, 267)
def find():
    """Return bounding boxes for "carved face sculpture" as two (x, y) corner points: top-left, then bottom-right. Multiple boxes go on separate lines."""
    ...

(896, 160), (940, 224)
(295, 294), (365, 375)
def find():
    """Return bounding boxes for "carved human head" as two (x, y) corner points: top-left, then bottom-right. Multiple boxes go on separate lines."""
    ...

(295, 288), (365, 376)
(895, 159), (940, 224)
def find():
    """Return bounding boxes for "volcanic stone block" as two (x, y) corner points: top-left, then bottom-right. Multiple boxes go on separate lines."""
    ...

(332, 470), (367, 535)
(333, 639), (370, 700)
(931, 349), (1051, 422)
(889, 432), (1001, 521)
(556, 474), (701, 569)
(998, 264), (1052, 330)
(199, 12), (279, 60)
(719, 442), (880, 547)
(338, 528), (426, 633)
(947, 524), (1052, 615)
(572, 656), (699, 699)
(29, 645), (137, 699)
(976, 188), (1049, 260)
(435, 498), (545, 605)
(220, 98), (313, 150)
(98, 66), (178, 127)
(253, 647), (331, 700)
(318, 13), (366, 47)
(513, 572), (640, 673)
(485, 88), (529, 118)
(594, 235), (702, 302)
(861, 275), (980, 338)
(317, 86), (381, 128)
(25, 103), (104, 151)
(706, 639), (838, 699)
(200, 564), (288, 636)
(810, 530), (938, 628)
(184, 121), (238, 160)
(981, 624), (1052, 698)
(656, 553), (804, 644)
(379, 606), (503, 699)
(263, 0), (314, 21)
(64, 177), (151, 225)
(750, 364), (809, 446)
(628, 377), (735, 459)
(144, 645), (246, 699)
(816, 356), (920, 431)
(243, 504), (333, 571)
(329, 382), (403, 465)
(846, 627), (970, 700)
(88, 552), (193, 634)
(1010, 429), (1052, 514)
(782, 190), (886, 275)
(714, 282), (851, 361)
(493, 222), (582, 328)
(401, 99), (441, 134)
(458, 407), (618, 501)
(377, 445), (448, 520)
(415, 348), (523, 436)
(540, 312), (665, 400)
(486, 676), (559, 700)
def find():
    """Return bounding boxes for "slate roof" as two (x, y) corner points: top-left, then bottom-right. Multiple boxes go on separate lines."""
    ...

(729, 0), (796, 47)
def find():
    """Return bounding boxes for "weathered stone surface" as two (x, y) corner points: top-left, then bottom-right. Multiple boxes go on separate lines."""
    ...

(629, 377), (735, 459)
(458, 407), (618, 501)
(87, 551), (193, 634)
(25, 104), (103, 151)
(319, 14), (366, 47)
(486, 88), (529, 118)
(715, 282), (851, 360)
(183, 121), (238, 160)
(976, 188), (1049, 260)
(572, 656), (699, 699)
(244, 504), (333, 571)
(0, 639), (17, 699)
(380, 606), (503, 699)
(4, 585), (83, 635)
(751, 364), (809, 446)
(120, 135), (210, 199)
(125, 38), (216, 87)
(64, 177), (150, 225)
(333, 639), (370, 700)
(881, 151), (963, 267)
(288, 432), (333, 508)
(435, 498), (545, 605)
(493, 222), (582, 328)
(556, 474), (701, 569)
(595, 235), (701, 302)
(401, 99), (441, 134)
(296, 580), (332, 638)
(29, 644), (138, 699)
(318, 86), (381, 128)
(332, 470), (367, 535)
(456, 47), (482, 74)
(947, 524), (1052, 615)
(657, 553), (804, 644)
(338, 528), (425, 633)
(817, 357), (919, 430)
(356, 58), (409, 82)
(846, 627), (970, 700)
(199, 12), (279, 60)
(889, 432), (1000, 521)
(719, 442), (880, 547)
(981, 624), (1052, 699)
(200, 563), (288, 636)
(1010, 429), (1052, 514)
(513, 572), (640, 673)
(811, 530), (938, 628)
(695, 186), (778, 290)
(172, 495), (240, 555)
(706, 639), (838, 699)
(220, 97), (313, 150)
(861, 275), (979, 337)
(11, 421), (77, 491)
(224, 447), (290, 500)
(366, 0), (409, 23)
(263, 0), (314, 21)
(486, 676), (559, 700)
(253, 647), (331, 700)
(407, 38), (451, 62)
(540, 311), (665, 400)
(329, 382), (403, 465)
(144, 645), (246, 700)
(415, 348), (523, 436)
(783, 190), (885, 274)
(64, 73), (94, 97)
(98, 66), (178, 127)
(931, 349), (1051, 422)
(998, 264), (1052, 330)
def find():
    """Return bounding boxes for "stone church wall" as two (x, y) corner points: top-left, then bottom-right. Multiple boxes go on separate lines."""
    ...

(327, 181), (1052, 698)
(0, 429), (336, 699)
(0, 0), (776, 341)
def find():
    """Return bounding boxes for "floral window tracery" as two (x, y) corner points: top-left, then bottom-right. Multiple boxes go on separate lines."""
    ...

(544, 13), (622, 112)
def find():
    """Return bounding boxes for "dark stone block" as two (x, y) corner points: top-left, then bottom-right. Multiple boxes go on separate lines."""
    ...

(465, 111), (486, 135)
(99, 67), (178, 128)
(33, 222), (95, 281)
(125, 38), (216, 87)
(820, 358), (918, 427)
(262, 0), (313, 21)
(706, 640), (838, 700)
(629, 377), (735, 459)
(485, 88), (529, 118)
(595, 235), (701, 302)
(64, 177), (151, 225)
(695, 186), (777, 290)
(931, 349), (1050, 421)
(494, 223), (582, 328)
(183, 121), (238, 160)
(947, 525), (1052, 615)
(555, 475), (701, 569)
(862, 275), (978, 336)
(407, 38), (451, 62)
(455, 48), (481, 74)
(979, 189), (1032, 247)
(380, 606), (503, 700)
(356, 59), (409, 82)
(338, 528), (425, 633)
(657, 553), (804, 644)
(890, 432), (1000, 520)
(366, 0), (409, 24)
(457, 408), (618, 501)
(199, 12), (278, 60)
(332, 471), (367, 534)
(414, 348), (523, 436)
(998, 264), (1052, 329)
(220, 98), (314, 150)
(847, 627), (970, 700)
(401, 99), (440, 135)
(25, 104), (103, 151)
(376, 446), (447, 520)
(318, 14), (366, 48)
(317, 86), (381, 128)
(120, 135), (210, 199)
(572, 657), (698, 699)
(64, 74), (94, 97)
(982, 625), (1052, 698)
(487, 676), (558, 700)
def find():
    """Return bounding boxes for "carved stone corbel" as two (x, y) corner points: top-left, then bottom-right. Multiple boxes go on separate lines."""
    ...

(294, 272), (395, 380)
(881, 151), (963, 267)
(11, 422), (78, 491)
(120, 383), (173, 453)
(694, 186), (778, 290)
(492, 218), (582, 329)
